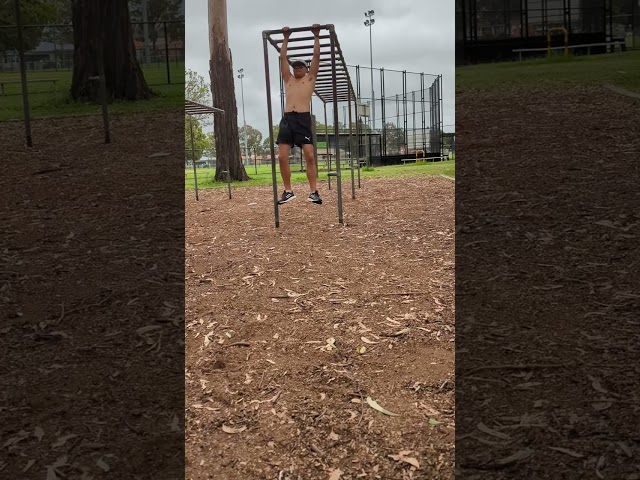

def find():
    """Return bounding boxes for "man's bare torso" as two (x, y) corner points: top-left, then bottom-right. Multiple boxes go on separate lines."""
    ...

(285, 74), (316, 112)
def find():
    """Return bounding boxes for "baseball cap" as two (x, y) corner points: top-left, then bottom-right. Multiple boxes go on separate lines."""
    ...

(291, 58), (307, 68)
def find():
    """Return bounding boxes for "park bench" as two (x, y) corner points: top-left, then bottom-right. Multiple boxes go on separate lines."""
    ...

(0, 78), (58, 95)
(513, 41), (626, 61)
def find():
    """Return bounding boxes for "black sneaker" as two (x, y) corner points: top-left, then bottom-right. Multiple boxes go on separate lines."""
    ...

(308, 191), (322, 205)
(278, 190), (296, 204)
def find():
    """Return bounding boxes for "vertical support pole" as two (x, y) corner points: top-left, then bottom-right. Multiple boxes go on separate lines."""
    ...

(164, 22), (171, 84)
(429, 83), (434, 154)
(263, 32), (279, 228)
(189, 115), (199, 201)
(380, 67), (386, 156)
(421, 73), (426, 152)
(412, 91), (416, 153)
(330, 26), (343, 225)
(348, 90), (355, 199)
(402, 70), (407, 153)
(279, 68), (285, 117)
(324, 102), (331, 190)
(439, 74), (444, 156)
(14, 0), (32, 147)
(355, 65), (361, 161)
(311, 113), (318, 179)
(395, 94), (399, 153)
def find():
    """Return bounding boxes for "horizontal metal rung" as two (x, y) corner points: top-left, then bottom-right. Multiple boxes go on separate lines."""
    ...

(274, 34), (332, 43)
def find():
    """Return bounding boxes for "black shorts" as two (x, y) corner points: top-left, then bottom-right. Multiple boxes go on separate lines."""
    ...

(276, 112), (313, 148)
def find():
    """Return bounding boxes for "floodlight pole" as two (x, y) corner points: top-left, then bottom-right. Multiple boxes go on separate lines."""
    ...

(14, 0), (32, 147)
(237, 68), (249, 166)
(364, 10), (375, 132)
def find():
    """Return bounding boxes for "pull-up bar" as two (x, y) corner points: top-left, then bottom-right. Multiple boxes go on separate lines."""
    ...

(262, 24), (359, 228)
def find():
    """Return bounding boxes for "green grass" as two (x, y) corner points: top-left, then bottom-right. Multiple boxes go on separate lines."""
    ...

(0, 62), (184, 121)
(456, 50), (640, 92)
(185, 159), (455, 191)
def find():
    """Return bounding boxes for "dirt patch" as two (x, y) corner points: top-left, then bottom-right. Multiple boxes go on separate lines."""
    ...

(185, 175), (455, 479)
(456, 85), (640, 478)
(0, 113), (184, 479)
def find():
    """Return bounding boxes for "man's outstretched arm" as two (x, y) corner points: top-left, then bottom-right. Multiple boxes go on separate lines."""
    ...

(280, 27), (291, 82)
(309, 24), (321, 79)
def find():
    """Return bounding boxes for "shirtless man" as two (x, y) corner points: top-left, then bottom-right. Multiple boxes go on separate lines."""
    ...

(276, 24), (322, 205)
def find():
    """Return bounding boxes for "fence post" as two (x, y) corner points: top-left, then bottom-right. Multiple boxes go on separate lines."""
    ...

(164, 22), (171, 85)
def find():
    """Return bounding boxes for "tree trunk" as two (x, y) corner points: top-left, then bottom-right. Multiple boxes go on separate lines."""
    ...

(208, 0), (249, 181)
(70, 0), (154, 102)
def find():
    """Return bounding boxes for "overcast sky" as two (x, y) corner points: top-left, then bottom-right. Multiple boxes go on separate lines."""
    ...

(185, 0), (454, 137)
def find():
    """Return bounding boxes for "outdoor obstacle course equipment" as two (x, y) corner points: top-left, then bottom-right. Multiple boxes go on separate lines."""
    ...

(262, 24), (358, 228)
(185, 100), (226, 201)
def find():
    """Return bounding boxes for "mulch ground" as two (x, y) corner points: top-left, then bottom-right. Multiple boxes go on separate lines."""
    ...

(456, 85), (640, 478)
(185, 175), (455, 479)
(0, 112), (184, 480)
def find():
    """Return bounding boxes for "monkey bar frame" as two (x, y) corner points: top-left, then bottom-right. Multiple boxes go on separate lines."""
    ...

(262, 24), (358, 228)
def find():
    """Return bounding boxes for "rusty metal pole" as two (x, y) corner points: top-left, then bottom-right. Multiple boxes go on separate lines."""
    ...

(263, 32), (280, 228)
(421, 73), (426, 152)
(329, 26), (343, 224)
(324, 102), (331, 190)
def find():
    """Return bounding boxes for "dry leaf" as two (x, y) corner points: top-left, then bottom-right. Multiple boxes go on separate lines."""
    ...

(592, 401), (612, 411)
(52, 434), (77, 448)
(356, 346), (366, 354)
(390, 328), (410, 337)
(22, 459), (35, 473)
(477, 422), (510, 440)
(366, 396), (399, 416)
(361, 336), (379, 344)
(549, 447), (584, 458)
(617, 441), (632, 458)
(496, 448), (534, 465)
(389, 453), (420, 469)
(328, 431), (340, 441)
(3, 430), (29, 448)
(136, 325), (161, 336)
(170, 415), (180, 432)
(96, 458), (110, 472)
(588, 376), (609, 394)
(46, 467), (59, 480)
(222, 425), (247, 434)
(328, 468), (343, 480)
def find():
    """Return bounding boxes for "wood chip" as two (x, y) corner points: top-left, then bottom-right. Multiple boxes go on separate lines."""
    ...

(477, 422), (510, 440)
(222, 425), (246, 434)
(549, 447), (584, 458)
(496, 448), (534, 465)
